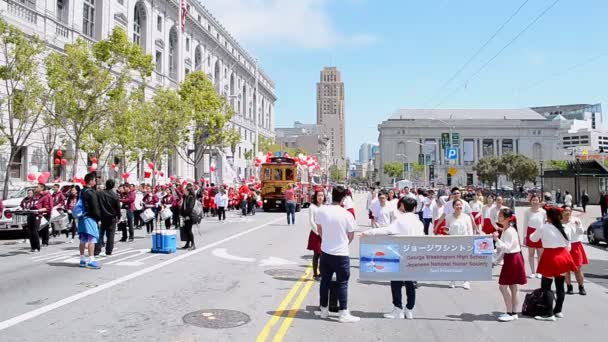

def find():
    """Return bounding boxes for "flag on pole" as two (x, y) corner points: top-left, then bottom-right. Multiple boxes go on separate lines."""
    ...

(181, 0), (188, 32)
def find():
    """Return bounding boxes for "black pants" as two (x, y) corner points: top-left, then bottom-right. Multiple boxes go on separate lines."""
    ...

(119, 210), (134, 240)
(417, 211), (423, 222)
(312, 252), (321, 276)
(134, 210), (143, 227)
(95, 219), (116, 255)
(146, 218), (154, 233)
(241, 200), (247, 216)
(171, 207), (180, 228)
(217, 207), (226, 221)
(601, 205), (607, 217)
(391, 281), (416, 310)
(541, 276), (566, 316)
(39, 216), (50, 246)
(66, 213), (76, 239)
(582, 203), (587, 213)
(183, 219), (194, 246)
(27, 215), (40, 251)
(319, 253), (350, 311)
(423, 218), (432, 235)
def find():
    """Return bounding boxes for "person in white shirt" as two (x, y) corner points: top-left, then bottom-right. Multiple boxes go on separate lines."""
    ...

(422, 190), (435, 235)
(493, 207), (527, 322)
(489, 196), (508, 232)
(562, 205), (587, 295)
(371, 191), (397, 228)
(315, 186), (360, 323)
(415, 189), (425, 221)
(439, 188), (478, 234)
(564, 191), (573, 206)
(214, 189), (228, 221)
(469, 192), (483, 229)
(522, 195), (546, 278)
(446, 199), (474, 289)
(432, 195), (447, 235)
(307, 190), (325, 280)
(481, 195), (496, 234)
(529, 208), (577, 321)
(387, 189), (398, 212)
(366, 188), (377, 224)
(362, 196), (423, 320)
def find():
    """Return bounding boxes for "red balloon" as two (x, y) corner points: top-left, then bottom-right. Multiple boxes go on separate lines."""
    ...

(210, 166), (216, 172)
(169, 175), (176, 181)
(89, 165), (97, 172)
(61, 159), (67, 166)
(111, 163), (116, 169)
(144, 171), (151, 178)
(27, 173), (36, 181)
(148, 162), (154, 169)
(91, 157), (97, 164)
(154, 170), (159, 175)
(42, 171), (51, 177)
(159, 172), (164, 177)
(54, 158), (60, 165)
(56, 150), (63, 157)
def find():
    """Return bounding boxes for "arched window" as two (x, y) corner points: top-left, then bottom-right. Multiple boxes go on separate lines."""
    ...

(533, 143), (543, 160)
(252, 92), (257, 123)
(229, 73), (235, 109)
(133, 2), (147, 50)
(168, 26), (178, 79)
(241, 85), (247, 117)
(56, 0), (68, 24)
(214, 60), (221, 93)
(261, 98), (265, 127)
(397, 141), (406, 155)
(194, 45), (202, 71)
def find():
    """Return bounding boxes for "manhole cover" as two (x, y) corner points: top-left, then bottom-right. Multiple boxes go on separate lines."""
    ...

(183, 309), (250, 329)
(264, 269), (303, 279)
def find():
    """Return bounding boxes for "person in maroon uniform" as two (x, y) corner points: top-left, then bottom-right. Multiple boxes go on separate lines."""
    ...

(161, 187), (175, 230)
(65, 186), (78, 242)
(172, 185), (182, 229)
(51, 183), (66, 237)
(34, 183), (53, 247)
(119, 183), (136, 242)
(21, 190), (38, 252)
(142, 186), (159, 234)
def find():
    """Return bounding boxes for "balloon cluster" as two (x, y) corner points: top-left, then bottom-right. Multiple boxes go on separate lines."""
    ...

(53, 150), (67, 166)
(293, 153), (319, 172)
(27, 171), (52, 184)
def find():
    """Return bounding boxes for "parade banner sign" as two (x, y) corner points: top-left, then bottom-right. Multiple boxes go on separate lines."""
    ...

(359, 235), (493, 281)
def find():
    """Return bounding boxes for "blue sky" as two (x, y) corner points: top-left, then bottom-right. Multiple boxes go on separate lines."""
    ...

(204, 0), (608, 160)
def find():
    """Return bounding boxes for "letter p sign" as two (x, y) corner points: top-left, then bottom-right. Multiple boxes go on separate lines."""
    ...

(446, 148), (458, 160)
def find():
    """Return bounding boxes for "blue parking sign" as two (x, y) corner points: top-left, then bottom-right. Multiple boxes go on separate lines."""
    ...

(446, 148), (458, 160)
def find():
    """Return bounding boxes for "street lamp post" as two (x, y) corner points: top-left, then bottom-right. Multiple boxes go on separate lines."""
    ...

(407, 140), (437, 187)
(396, 153), (408, 182)
(539, 160), (544, 194)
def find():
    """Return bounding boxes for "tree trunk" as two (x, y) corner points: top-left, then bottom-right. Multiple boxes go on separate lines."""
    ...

(2, 149), (17, 200)
(72, 138), (80, 179)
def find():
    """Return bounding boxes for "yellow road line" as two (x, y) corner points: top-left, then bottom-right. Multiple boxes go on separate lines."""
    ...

(272, 271), (316, 342)
(256, 267), (312, 342)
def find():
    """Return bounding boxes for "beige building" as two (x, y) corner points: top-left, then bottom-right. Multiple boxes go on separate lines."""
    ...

(317, 67), (345, 168)
(275, 122), (331, 173)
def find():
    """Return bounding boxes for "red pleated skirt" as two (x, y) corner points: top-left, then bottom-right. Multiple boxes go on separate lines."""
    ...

(434, 218), (448, 235)
(569, 242), (588, 267)
(472, 211), (482, 226)
(537, 247), (577, 278)
(307, 231), (321, 253)
(525, 227), (543, 249)
(482, 218), (495, 234)
(499, 252), (527, 285)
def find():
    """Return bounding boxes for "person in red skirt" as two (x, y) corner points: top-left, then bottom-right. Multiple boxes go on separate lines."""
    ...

(493, 207), (527, 322)
(307, 190), (325, 280)
(481, 194), (495, 234)
(523, 194), (546, 279)
(470, 192), (483, 229)
(530, 207), (577, 321)
(561, 205), (588, 295)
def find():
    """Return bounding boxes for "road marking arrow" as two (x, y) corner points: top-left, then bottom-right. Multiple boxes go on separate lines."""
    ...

(211, 248), (256, 262)
(258, 256), (297, 267)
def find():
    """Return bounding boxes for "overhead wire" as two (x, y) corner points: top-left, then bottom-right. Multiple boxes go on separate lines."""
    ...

(423, 0), (531, 106)
(433, 0), (562, 108)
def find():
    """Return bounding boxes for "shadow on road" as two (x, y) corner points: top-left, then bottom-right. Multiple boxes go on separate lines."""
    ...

(0, 251), (30, 257)
(47, 262), (82, 268)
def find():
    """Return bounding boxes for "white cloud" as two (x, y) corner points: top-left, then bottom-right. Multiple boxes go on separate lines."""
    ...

(200, 0), (377, 49)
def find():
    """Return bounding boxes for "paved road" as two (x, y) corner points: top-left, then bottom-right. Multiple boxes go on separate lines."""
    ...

(0, 197), (606, 342)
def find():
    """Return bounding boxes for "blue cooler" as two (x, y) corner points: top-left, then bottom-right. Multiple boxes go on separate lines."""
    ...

(151, 230), (177, 254)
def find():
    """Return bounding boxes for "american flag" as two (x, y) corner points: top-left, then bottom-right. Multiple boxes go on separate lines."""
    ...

(181, 0), (188, 32)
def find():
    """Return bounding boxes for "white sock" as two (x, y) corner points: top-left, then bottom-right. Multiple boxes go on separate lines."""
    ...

(89, 255), (95, 262)
(80, 255), (86, 261)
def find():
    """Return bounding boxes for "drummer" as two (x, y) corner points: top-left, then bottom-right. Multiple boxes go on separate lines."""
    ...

(21, 190), (39, 252)
(51, 184), (66, 237)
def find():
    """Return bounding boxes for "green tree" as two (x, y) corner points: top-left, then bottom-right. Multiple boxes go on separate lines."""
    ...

(258, 135), (274, 153)
(329, 165), (346, 182)
(107, 88), (145, 175)
(548, 160), (568, 170)
(500, 153), (538, 189)
(473, 156), (501, 187)
(179, 71), (233, 178)
(383, 161), (404, 180)
(137, 88), (190, 186)
(0, 19), (46, 199)
(46, 27), (153, 177)
(223, 128), (241, 157)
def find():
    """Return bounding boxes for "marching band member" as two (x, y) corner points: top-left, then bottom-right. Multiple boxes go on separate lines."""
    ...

(142, 186), (159, 234)
(161, 187), (175, 230)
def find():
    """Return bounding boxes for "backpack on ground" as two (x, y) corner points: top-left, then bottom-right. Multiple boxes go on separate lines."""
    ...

(522, 288), (553, 317)
(192, 200), (203, 224)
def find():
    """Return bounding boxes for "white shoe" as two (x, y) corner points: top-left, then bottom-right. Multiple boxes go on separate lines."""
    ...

(527, 274), (535, 279)
(463, 281), (471, 290)
(383, 307), (404, 319)
(69, 239), (73, 243)
(536, 273), (543, 279)
(319, 306), (329, 319)
(405, 309), (414, 320)
(555, 312), (564, 318)
(498, 313), (515, 322)
(99, 251), (106, 257)
(449, 281), (456, 288)
(512, 314), (519, 320)
(338, 310), (360, 323)
(535, 315), (556, 321)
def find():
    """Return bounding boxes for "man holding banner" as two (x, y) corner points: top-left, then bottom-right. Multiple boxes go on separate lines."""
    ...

(362, 196), (424, 320)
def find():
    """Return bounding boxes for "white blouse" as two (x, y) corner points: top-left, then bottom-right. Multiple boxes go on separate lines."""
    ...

(530, 223), (570, 249)
(564, 217), (584, 242)
(446, 213), (473, 236)
(372, 203), (395, 227)
(470, 201), (483, 213)
(523, 208), (547, 240)
(481, 205), (493, 221)
(495, 227), (521, 253)
(308, 204), (321, 234)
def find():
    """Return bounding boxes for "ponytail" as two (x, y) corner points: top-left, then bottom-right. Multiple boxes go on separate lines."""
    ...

(546, 208), (569, 241)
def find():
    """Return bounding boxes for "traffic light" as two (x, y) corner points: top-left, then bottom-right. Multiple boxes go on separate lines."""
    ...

(600, 147), (604, 153)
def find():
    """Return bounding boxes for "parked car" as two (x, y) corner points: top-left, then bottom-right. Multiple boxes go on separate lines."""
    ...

(587, 216), (608, 246)
(0, 182), (81, 240)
